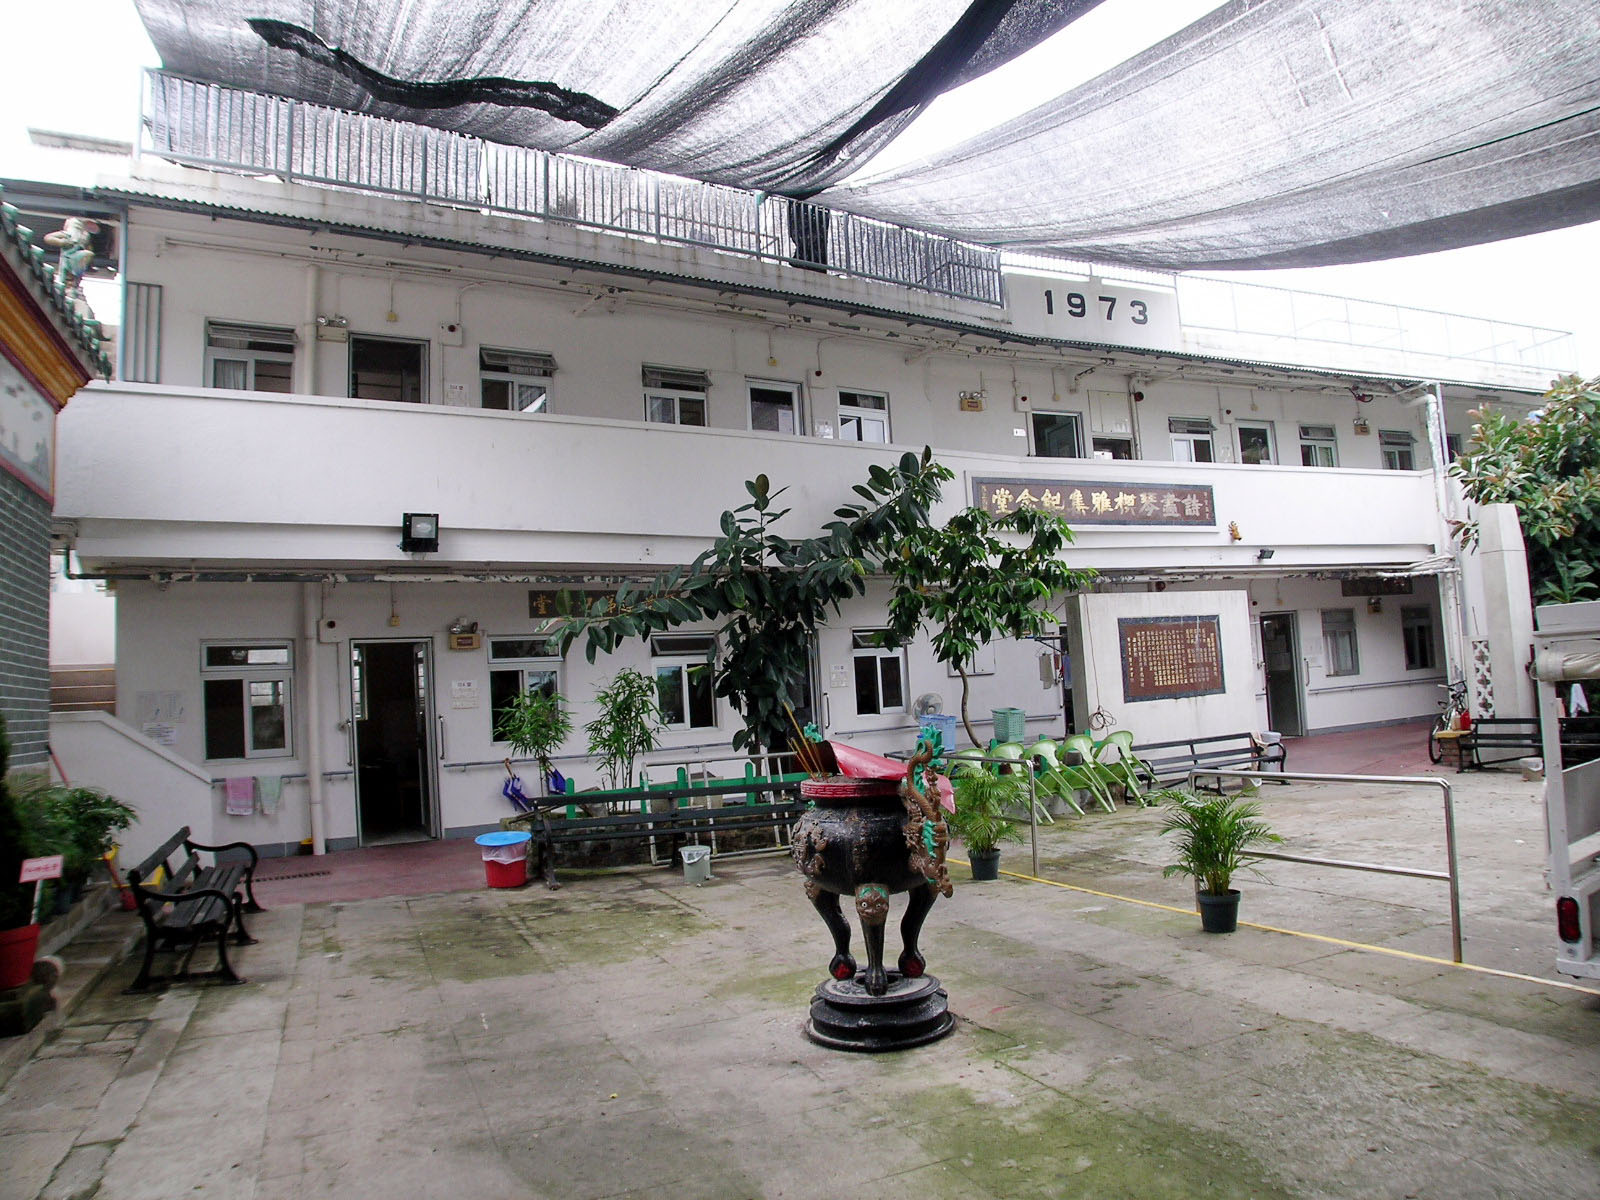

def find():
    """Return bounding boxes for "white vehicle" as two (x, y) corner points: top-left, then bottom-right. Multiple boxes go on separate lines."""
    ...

(1532, 601), (1600, 981)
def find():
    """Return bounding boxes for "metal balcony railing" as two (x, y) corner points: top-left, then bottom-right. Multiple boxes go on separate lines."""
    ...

(139, 71), (1005, 306)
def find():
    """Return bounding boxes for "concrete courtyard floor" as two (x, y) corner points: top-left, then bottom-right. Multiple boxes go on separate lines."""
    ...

(4, 763), (1600, 1199)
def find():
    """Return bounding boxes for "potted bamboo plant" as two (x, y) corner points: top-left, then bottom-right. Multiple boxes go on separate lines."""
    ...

(1158, 789), (1281, 933)
(495, 687), (573, 798)
(948, 770), (1024, 881)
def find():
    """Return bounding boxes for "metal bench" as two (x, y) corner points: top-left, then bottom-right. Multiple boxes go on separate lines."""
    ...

(124, 826), (263, 992)
(506, 775), (806, 888)
(1460, 717), (1542, 772)
(1131, 732), (1287, 790)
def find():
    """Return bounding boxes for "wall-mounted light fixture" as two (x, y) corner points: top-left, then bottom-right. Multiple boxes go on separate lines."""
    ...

(400, 512), (439, 553)
(1257, 547), (1276, 561)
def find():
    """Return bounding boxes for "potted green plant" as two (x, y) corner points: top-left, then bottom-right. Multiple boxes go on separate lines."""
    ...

(495, 687), (573, 796)
(0, 717), (44, 989)
(10, 775), (135, 907)
(584, 668), (662, 792)
(1157, 789), (1281, 933)
(947, 770), (1024, 881)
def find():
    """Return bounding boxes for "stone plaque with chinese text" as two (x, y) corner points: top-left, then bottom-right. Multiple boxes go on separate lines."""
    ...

(1119, 616), (1225, 702)
(972, 477), (1214, 526)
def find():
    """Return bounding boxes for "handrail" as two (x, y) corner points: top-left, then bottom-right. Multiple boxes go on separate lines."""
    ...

(1185, 768), (1463, 963)
(140, 70), (1005, 306)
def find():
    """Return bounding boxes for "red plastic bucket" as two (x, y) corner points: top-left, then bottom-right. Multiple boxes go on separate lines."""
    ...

(0, 924), (41, 990)
(484, 857), (528, 888)
(475, 831), (532, 889)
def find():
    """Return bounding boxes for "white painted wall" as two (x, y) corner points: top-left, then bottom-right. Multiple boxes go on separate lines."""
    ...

(1064, 591), (1260, 744)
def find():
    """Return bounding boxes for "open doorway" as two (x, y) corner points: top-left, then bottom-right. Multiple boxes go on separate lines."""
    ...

(352, 640), (437, 844)
(1260, 613), (1305, 737)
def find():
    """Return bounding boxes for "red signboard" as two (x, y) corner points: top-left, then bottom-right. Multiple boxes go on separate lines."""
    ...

(19, 855), (64, 883)
(1119, 616), (1226, 702)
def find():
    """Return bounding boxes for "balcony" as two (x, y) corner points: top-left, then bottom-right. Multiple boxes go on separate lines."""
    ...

(56, 383), (1442, 577)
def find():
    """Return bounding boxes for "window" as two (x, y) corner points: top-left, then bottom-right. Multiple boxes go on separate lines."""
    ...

(1091, 436), (1133, 460)
(1321, 609), (1359, 676)
(1380, 429), (1417, 470)
(838, 390), (889, 442)
(1402, 606), (1437, 671)
(643, 365), (709, 426)
(201, 642), (293, 760)
(1445, 433), (1464, 462)
(205, 321), (294, 392)
(1299, 424), (1338, 467)
(1237, 422), (1276, 464)
(480, 348), (554, 413)
(1032, 411), (1084, 458)
(651, 634), (716, 729)
(852, 630), (905, 715)
(749, 381), (802, 434)
(488, 637), (562, 738)
(1169, 418), (1214, 462)
(350, 335), (426, 403)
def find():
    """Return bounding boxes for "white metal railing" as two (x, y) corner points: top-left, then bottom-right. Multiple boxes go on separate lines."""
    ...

(139, 70), (1004, 306)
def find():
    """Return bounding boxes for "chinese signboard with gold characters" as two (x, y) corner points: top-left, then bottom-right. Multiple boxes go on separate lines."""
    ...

(972, 477), (1214, 526)
(1119, 616), (1225, 702)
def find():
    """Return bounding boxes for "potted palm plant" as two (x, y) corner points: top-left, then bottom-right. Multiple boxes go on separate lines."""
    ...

(1158, 789), (1281, 933)
(948, 770), (1024, 881)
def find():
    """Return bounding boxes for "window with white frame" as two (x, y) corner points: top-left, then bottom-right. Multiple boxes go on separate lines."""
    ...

(1299, 424), (1339, 467)
(1169, 417), (1215, 462)
(488, 637), (563, 738)
(1402, 606), (1437, 671)
(651, 633), (717, 729)
(1032, 411), (1085, 458)
(1321, 609), (1359, 676)
(838, 389), (890, 442)
(1237, 422), (1276, 464)
(643, 365), (709, 426)
(201, 642), (293, 760)
(205, 321), (295, 393)
(1380, 429), (1416, 470)
(480, 348), (554, 413)
(852, 630), (905, 715)
(749, 380), (802, 434)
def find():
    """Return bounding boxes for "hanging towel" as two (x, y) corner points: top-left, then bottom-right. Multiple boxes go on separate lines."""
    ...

(224, 777), (254, 816)
(257, 775), (284, 816)
(1573, 684), (1590, 716)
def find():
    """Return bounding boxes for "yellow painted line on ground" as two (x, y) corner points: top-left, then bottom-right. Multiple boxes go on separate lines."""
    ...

(946, 857), (1600, 998)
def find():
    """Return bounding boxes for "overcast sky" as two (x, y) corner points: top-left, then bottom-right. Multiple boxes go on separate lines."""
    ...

(3, 0), (1595, 376)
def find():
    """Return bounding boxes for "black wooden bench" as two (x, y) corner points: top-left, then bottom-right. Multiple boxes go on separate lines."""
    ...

(506, 777), (806, 889)
(124, 827), (263, 993)
(1132, 732), (1287, 790)
(1460, 717), (1542, 772)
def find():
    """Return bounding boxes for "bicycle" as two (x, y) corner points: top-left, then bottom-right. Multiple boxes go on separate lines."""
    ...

(1427, 680), (1469, 763)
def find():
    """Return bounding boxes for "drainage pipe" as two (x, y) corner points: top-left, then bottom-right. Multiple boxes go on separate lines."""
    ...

(302, 582), (327, 855)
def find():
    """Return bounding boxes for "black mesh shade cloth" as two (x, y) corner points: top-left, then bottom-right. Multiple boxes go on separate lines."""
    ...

(133, 0), (1100, 194)
(135, 0), (1600, 269)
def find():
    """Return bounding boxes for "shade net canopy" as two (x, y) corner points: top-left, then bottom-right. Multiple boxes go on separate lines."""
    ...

(133, 0), (1102, 194)
(819, 0), (1600, 268)
(134, 0), (1600, 270)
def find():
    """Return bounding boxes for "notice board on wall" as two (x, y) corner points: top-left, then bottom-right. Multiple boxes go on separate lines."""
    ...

(1119, 615), (1225, 702)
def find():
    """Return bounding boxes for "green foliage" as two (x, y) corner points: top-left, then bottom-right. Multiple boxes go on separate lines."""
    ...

(947, 770), (1025, 854)
(1156, 789), (1280, 896)
(0, 717), (36, 929)
(585, 669), (662, 790)
(9, 775), (136, 884)
(494, 688), (573, 782)
(880, 503), (1095, 746)
(1449, 374), (1600, 605)
(556, 449), (951, 754)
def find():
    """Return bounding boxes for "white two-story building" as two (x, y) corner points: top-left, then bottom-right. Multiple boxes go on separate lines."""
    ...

(20, 73), (1572, 860)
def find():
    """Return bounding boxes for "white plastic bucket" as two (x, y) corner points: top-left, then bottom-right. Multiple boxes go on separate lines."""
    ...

(679, 844), (712, 885)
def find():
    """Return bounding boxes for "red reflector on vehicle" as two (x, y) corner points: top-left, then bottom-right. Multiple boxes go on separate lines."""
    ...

(1557, 896), (1582, 944)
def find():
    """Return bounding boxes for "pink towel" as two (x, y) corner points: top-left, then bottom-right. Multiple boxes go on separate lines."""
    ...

(224, 777), (254, 816)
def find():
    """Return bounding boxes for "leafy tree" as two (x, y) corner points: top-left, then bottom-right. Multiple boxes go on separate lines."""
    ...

(556, 450), (951, 754)
(1449, 374), (1600, 605)
(880, 504), (1095, 747)
(584, 669), (662, 790)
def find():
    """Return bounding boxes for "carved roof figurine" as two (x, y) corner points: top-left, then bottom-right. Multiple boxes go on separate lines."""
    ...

(0, 189), (110, 377)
